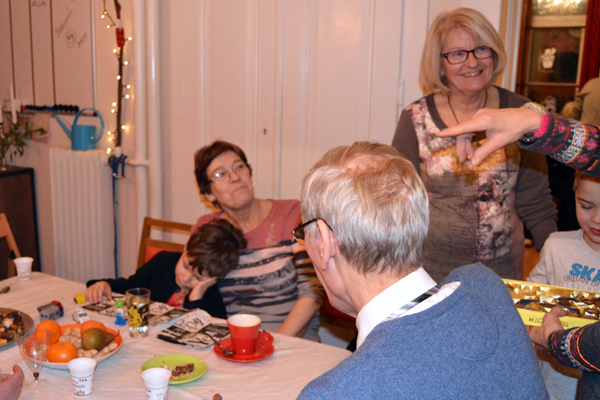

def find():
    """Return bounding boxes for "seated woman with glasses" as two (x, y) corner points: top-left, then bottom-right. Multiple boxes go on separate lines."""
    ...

(391, 8), (556, 284)
(192, 140), (323, 341)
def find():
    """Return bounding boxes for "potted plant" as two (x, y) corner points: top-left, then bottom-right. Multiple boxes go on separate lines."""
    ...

(0, 111), (42, 170)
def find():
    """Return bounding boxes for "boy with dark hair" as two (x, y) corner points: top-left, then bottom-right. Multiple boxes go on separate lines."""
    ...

(86, 219), (246, 318)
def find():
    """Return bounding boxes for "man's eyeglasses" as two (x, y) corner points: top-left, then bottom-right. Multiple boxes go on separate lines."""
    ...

(210, 162), (250, 184)
(441, 46), (494, 65)
(292, 218), (332, 246)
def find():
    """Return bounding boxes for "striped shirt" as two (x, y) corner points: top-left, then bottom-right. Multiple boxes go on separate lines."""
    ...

(195, 200), (324, 340)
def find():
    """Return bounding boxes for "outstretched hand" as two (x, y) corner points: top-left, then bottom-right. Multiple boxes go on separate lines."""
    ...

(85, 281), (113, 304)
(0, 365), (24, 400)
(529, 306), (567, 353)
(438, 108), (541, 166)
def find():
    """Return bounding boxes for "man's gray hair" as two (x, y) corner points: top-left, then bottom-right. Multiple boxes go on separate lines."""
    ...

(301, 142), (429, 276)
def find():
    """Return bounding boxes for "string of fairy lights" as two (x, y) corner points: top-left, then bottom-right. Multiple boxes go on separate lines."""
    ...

(101, 1), (132, 277)
(101, 0), (132, 154)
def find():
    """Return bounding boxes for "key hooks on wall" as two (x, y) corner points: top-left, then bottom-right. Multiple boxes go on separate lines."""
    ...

(108, 153), (127, 179)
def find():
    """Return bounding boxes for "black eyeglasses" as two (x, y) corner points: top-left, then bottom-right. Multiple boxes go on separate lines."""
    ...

(441, 46), (494, 65)
(291, 218), (332, 245)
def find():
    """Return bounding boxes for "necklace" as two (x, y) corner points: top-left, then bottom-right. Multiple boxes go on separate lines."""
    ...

(448, 89), (488, 125)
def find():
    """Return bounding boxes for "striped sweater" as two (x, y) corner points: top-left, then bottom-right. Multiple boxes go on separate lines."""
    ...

(195, 199), (324, 340)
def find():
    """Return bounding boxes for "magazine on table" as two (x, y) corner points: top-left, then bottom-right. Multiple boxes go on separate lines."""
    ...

(82, 294), (190, 326)
(157, 312), (230, 349)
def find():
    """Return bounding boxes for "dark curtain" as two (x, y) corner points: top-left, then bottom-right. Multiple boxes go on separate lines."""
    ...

(579, 0), (600, 89)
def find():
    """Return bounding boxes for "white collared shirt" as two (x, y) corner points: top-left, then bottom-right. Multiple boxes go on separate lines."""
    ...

(355, 267), (460, 348)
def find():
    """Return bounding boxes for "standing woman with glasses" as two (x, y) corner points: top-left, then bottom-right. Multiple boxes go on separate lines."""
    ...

(192, 141), (323, 341)
(392, 8), (557, 283)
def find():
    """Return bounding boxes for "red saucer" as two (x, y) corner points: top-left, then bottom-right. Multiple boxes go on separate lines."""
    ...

(214, 332), (274, 363)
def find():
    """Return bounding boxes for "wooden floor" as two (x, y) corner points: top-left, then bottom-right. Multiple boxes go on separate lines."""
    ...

(523, 245), (541, 280)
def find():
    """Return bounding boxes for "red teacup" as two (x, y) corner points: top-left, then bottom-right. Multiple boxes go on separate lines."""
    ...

(227, 314), (261, 355)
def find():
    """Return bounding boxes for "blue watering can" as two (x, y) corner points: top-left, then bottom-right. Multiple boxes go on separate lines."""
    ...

(52, 108), (104, 151)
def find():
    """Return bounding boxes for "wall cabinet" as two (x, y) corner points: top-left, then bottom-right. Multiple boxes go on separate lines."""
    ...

(0, 167), (40, 279)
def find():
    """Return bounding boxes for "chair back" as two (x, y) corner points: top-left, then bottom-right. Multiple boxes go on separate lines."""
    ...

(0, 213), (21, 277)
(137, 217), (193, 269)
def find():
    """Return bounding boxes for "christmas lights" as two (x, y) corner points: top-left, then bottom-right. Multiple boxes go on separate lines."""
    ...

(101, 0), (131, 151)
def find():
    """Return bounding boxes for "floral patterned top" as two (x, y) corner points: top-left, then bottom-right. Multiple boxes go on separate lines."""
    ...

(392, 87), (557, 282)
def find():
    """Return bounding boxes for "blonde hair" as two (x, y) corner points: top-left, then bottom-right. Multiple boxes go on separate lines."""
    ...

(301, 142), (429, 276)
(419, 8), (507, 95)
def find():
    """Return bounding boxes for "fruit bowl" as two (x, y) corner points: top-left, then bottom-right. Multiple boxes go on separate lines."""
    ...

(42, 324), (123, 370)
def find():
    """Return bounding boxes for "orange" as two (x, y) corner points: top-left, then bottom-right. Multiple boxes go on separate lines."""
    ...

(47, 342), (78, 363)
(35, 320), (61, 344)
(81, 320), (106, 335)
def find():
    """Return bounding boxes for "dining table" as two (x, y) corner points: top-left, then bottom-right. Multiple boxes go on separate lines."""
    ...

(0, 272), (351, 399)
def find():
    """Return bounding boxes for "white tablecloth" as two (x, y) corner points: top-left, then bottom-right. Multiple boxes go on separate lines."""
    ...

(0, 273), (350, 399)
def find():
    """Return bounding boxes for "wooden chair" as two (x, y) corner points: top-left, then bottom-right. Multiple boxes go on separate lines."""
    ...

(0, 213), (21, 277)
(137, 217), (193, 269)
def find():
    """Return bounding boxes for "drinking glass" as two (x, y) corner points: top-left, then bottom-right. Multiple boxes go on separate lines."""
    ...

(17, 328), (50, 393)
(126, 288), (151, 337)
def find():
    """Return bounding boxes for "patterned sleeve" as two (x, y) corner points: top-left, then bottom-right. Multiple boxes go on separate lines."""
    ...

(548, 322), (600, 373)
(520, 113), (600, 176)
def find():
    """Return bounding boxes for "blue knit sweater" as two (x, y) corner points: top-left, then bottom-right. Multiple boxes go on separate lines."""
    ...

(298, 264), (548, 399)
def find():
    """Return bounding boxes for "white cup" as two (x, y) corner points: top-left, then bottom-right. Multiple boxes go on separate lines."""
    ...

(14, 257), (33, 281)
(67, 358), (97, 397)
(141, 368), (171, 400)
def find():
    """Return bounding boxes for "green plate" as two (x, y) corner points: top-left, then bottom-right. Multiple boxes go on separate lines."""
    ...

(141, 354), (207, 385)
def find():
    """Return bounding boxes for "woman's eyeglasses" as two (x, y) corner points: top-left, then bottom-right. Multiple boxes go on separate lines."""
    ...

(210, 162), (250, 184)
(441, 46), (494, 65)
(292, 218), (332, 246)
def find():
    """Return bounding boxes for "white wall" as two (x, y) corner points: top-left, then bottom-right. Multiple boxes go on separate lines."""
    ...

(162, 0), (506, 224)
(1, 0), (513, 283)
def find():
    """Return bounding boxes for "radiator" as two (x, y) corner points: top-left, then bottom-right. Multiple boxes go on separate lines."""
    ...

(49, 148), (115, 283)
